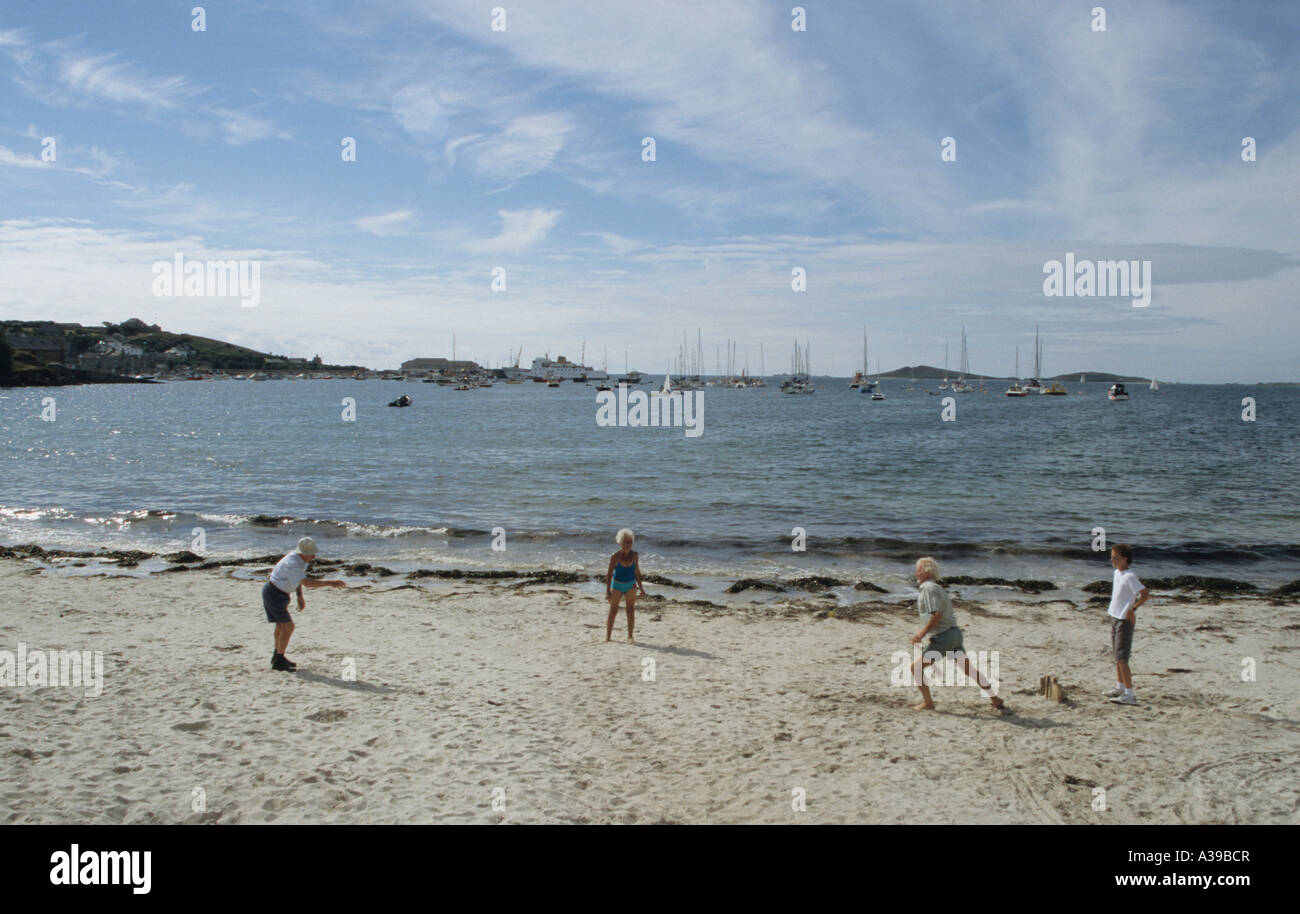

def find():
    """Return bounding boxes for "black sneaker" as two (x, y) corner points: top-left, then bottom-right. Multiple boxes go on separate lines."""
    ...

(280, 655), (298, 671)
(271, 653), (293, 672)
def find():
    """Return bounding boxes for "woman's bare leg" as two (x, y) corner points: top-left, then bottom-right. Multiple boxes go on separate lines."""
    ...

(605, 594), (620, 641)
(625, 592), (636, 642)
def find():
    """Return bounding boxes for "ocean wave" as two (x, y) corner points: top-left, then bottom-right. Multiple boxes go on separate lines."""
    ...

(2, 505), (1297, 567)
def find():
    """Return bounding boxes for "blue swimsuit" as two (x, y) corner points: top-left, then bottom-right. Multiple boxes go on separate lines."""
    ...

(612, 556), (636, 592)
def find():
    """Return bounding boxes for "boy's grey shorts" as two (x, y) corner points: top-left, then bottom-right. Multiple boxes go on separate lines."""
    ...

(1111, 617), (1135, 662)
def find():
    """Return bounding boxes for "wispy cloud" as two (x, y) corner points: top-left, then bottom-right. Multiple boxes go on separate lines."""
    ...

(449, 113), (573, 182)
(54, 51), (197, 110)
(0, 145), (46, 169)
(473, 208), (562, 253)
(355, 209), (417, 236)
(215, 108), (293, 145)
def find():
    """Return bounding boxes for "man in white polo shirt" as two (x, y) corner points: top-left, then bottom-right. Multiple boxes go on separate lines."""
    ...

(263, 536), (345, 671)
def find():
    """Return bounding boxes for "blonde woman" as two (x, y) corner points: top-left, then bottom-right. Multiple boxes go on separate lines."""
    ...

(605, 529), (645, 642)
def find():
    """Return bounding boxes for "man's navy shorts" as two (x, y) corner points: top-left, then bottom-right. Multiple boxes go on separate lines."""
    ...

(263, 581), (292, 623)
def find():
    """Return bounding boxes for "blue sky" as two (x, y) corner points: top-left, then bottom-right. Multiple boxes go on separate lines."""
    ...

(0, 0), (1296, 380)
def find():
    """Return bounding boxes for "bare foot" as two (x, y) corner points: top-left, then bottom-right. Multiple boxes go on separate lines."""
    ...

(910, 701), (936, 711)
(626, 636), (634, 643)
(990, 696), (1005, 710)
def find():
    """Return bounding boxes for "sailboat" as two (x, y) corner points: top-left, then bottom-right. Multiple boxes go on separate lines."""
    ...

(939, 342), (949, 390)
(952, 328), (974, 393)
(1032, 332), (1066, 394)
(596, 347), (612, 391)
(1005, 346), (1028, 396)
(1023, 325), (1043, 393)
(780, 340), (814, 394)
(617, 350), (642, 386)
(572, 342), (588, 383)
(852, 329), (879, 391)
(1149, 376), (1160, 393)
(449, 334), (468, 387)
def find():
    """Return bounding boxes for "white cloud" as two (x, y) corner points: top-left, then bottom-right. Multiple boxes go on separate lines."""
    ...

(54, 52), (197, 110)
(587, 232), (643, 256)
(215, 108), (293, 145)
(472, 208), (562, 253)
(458, 113), (572, 182)
(0, 145), (46, 169)
(391, 84), (445, 136)
(355, 209), (417, 236)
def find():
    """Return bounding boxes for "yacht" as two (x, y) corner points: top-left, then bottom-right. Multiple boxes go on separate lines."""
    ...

(1023, 325), (1045, 393)
(1005, 347), (1027, 396)
(780, 340), (815, 394)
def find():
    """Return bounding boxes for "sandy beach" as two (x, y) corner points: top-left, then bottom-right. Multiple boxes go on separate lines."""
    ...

(1, 556), (1296, 825)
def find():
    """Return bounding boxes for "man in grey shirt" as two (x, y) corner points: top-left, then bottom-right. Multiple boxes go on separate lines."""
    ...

(909, 556), (1006, 713)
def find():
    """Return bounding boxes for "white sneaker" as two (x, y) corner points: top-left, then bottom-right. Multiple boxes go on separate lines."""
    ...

(1102, 686), (1124, 698)
(1109, 693), (1138, 706)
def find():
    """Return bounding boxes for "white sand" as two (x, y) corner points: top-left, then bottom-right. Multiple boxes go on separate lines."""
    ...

(1, 559), (1296, 824)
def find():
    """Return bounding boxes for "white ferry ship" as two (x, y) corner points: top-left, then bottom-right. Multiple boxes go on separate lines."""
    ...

(504, 355), (608, 382)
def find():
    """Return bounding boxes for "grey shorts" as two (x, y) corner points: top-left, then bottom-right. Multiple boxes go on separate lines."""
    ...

(925, 626), (965, 657)
(263, 581), (292, 624)
(1111, 617), (1135, 662)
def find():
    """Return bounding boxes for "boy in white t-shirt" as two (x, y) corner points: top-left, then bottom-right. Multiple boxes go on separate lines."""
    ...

(1104, 543), (1149, 705)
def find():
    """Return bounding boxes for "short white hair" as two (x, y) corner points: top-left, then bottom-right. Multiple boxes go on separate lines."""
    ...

(616, 528), (635, 546)
(916, 556), (939, 579)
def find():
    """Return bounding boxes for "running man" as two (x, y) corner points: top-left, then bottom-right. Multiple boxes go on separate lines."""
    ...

(910, 556), (1006, 713)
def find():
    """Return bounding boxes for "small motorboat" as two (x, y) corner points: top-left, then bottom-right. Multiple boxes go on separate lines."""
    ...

(387, 394), (412, 408)
(1108, 383), (1130, 401)
(870, 391), (885, 401)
